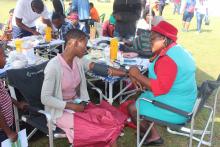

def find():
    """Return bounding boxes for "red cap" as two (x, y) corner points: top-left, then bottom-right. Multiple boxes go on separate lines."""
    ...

(152, 21), (178, 42)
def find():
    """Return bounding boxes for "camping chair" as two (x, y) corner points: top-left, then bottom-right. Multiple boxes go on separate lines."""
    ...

(136, 79), (220, 147)
(99, 13), (106, 23)
(7, 62), (104, 147)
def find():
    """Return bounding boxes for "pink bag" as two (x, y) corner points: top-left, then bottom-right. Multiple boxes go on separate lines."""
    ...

(73, 101), (127, 147)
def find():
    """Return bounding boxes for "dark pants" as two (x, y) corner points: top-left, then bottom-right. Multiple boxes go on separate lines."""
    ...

(12, 26), (36, 39)
(0, 130), (8, 147)
(173, 3), (181, 15)
(159, 4), (165, 16)
(0, 126), (14, 147)
(196, 12), (205, 33)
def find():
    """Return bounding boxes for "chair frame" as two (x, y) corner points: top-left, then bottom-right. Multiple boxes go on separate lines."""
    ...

(9, 84), (103, 147)
(136, 86), (219, 147)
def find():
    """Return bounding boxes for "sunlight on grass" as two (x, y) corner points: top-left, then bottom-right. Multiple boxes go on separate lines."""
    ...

(215, 117), (220, 123)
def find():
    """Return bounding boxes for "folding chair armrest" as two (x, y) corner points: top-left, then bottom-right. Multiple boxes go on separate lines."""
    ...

(138, 98), (191, 118)
(91, 87), (103, 102)
(27, 106), (52, 122)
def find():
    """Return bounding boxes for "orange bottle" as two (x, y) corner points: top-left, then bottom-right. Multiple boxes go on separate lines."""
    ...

(110, 38), (119, 61)
(45, 26), (52, 42)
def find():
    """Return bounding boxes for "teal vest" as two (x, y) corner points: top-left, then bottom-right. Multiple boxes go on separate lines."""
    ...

(144, 45), (197, 113)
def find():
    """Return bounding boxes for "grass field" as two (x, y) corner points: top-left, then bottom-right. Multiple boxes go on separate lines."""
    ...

(0, 0), (220, 147)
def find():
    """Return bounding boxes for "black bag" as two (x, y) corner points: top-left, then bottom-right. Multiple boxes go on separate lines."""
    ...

(204, 15), (210, 25)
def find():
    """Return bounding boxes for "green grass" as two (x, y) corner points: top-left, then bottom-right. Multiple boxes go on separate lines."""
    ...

(1, 0), (220, 146)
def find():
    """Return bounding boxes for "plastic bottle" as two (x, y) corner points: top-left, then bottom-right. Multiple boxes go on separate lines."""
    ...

(45, 26), (52, 42)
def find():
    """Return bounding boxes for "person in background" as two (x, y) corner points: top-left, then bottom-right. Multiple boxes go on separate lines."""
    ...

(67, 13), (88, 34)
(102, 15), (116, 37)
(52, 12), (74, 40)
(0, 9), (14, 41)
(0, 44), (28, 146)
(6, 9), (14, 33)
(195, 0), (208, 33)
(173, 0), (181, 15)
(113, 0), (142, 40)
(127, 21), (197, 146)
(136, 9), (156, 32)
(65, 2), (72, 16)
(89, 2), (100, 22)
(41, 29), (127, 147)
(181, 0), (196, 32)
(153, 1), (160, 16)
(12, 0), (52, 38)
(52, 0), (65, 17)
(72, 0), (90, 33)
(158, 0), (166, 16)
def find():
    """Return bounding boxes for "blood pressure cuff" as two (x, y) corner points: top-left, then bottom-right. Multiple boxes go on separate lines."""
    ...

(91, 63), (109, 77)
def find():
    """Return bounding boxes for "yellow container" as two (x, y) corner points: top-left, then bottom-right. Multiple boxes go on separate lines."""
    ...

(15, 39), (23, 53)
(110, 38), (119, 61)
(45, 27), (52, 42)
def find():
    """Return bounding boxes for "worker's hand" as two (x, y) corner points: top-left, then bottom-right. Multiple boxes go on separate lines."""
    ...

(6, 130), (18, 142)
(31, 30), (41, 36)
(129, 75), (144, 91)
(128, 66), (141, 77)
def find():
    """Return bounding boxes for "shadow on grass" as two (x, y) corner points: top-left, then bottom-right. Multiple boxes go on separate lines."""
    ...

(189, 29), (213, 33)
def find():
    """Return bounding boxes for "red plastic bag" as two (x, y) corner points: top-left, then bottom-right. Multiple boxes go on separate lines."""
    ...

(118, 100), (137, 129)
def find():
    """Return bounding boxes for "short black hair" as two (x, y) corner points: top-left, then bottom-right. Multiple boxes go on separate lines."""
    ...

(89, 2), (94, 7)
(9, 8), (14, 14)
(65, 29), (87, 46)
(52, 12), (64, 20)
(142, 8), (155, 18)
(31, 0), (44, 13)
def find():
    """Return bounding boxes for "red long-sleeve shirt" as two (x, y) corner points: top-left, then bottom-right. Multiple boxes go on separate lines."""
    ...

(150, 43), (178, 96)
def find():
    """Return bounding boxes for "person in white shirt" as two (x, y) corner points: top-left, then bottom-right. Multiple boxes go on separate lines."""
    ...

(12, 0), (52, 38)
(136, 9), (163, 36)
(195, 0), (209, 33)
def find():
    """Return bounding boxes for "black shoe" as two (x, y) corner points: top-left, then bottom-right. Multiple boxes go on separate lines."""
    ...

(142, 137), (164, 146)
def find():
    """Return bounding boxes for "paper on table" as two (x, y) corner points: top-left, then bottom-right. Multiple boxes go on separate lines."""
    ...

(123, 58), (149, 66)
(1, 129), (28, 147)
(49, 39), (65, 46)
(22, 48), (36, 65)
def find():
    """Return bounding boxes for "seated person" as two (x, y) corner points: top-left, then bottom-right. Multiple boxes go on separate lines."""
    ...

(52, 12), (74, 40)
(102, 14), (115, 37)
(89, 2), (100, 22)
(41, 29), (128, 147)
(67, 13), (87, 34)
(136, 9), (155, 33)
(127, 21), (197, 145)
(0, 9), (14, 41)
(0, 44), (28, 144)
(136, 8), (163, 36)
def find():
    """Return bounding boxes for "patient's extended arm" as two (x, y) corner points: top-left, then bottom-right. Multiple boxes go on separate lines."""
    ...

(89, 62), (128, 77)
